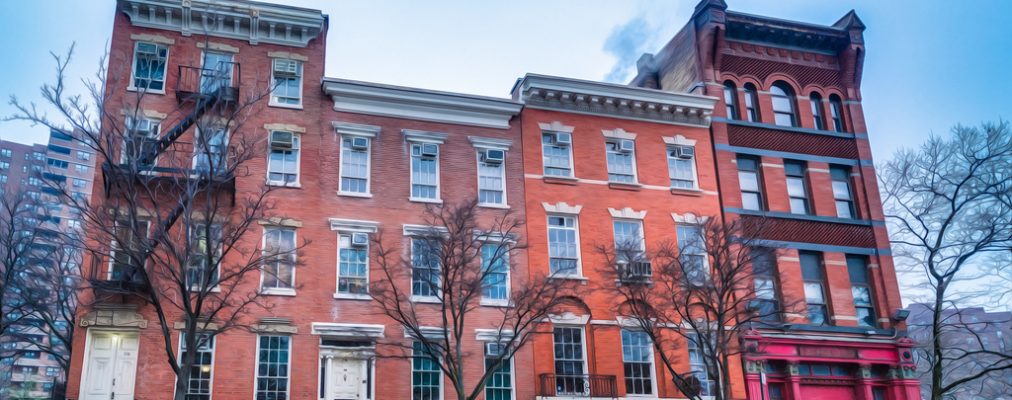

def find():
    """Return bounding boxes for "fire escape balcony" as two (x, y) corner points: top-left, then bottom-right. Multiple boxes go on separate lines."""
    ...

(537, 373), (618, 398)
(88, 260), (150, 295)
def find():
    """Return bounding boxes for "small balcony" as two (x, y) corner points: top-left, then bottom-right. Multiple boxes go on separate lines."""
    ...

(88, 263), (149, 295)
(176, 62), (240, 103)
(537, 373), (618, 398)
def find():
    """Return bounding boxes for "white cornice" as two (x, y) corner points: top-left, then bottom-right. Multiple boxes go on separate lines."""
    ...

(475, 329), (515, 342)
(513, 74), (717, 128)
(323, 78), (522, 129)
(538, 121), (575, 133)
(119, 0), (326, 48)
(609, 207), (647, 220)
(311, 322), (385, 338)
(663, 134), (697, 147)
(468, 136), (512, 150)
(333, 122), (381, 138)
(602, 128), (637, 140)
(329, 218), (379, 233)
(542, 202), (582, 215)
(671, 212), (709, 224)
(402, 129), (448, 144)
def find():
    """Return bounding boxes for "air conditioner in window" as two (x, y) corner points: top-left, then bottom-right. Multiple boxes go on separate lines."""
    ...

(350, 137), (369, 150)
(273, 59), (299, 75)
(351, 232), (369, 247)
(270, 131), (294, 149)
(420, 143), (439, 157)
(485, 342), (506, 357)
(618, 139), (635, 153)
(554, 132), (572, 146)
(678, 146), (695, 159)
(482, 149), (505, 164)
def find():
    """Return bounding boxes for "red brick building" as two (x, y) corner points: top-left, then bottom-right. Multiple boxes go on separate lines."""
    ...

(66, 1), (917, 400)
(631, 1), (918, 399)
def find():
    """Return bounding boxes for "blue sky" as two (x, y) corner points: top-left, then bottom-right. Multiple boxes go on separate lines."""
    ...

(0, 1), (1009, 308)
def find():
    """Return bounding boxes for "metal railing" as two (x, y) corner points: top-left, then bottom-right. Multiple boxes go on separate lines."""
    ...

(537, 373), (618, 398)
(176, 61), (240, 102)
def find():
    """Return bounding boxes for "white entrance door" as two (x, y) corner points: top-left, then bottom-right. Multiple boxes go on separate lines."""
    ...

(325, 357), (367, 400)
(82, 331), (140, 400)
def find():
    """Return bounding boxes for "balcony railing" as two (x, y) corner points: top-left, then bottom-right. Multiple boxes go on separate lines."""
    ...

(176, 62), (240, 102)
(537, 373), (617, 398)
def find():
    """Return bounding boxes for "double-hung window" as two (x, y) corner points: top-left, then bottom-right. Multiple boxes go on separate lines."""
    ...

(267, 131), (300, 186)
(110, 219), (149, 283)
(187, 224), (221, 289)
(743, 84), (759, 122)
(847, 255), (877, 327)
(613, 220), (645, 263)
(256, 335), (291, 400)
(411, 237), (441, 298)
(784, 160), (810, 214)
(481, 243), (510, 303)
(737, 156), (764, 210)
(340, 137), (370, 194)
(605, 140), (636, 183)
(830, 166), (856, 219)
(667, 145), (697, 189)
(621, 329), (654, 395)
(193, 128), (228, 175)
(677, 224), (707, 286)
(810, 93), (825, 130)
(200, 51), (233, 94)
(123, 117), (160, 169)
(800, 252), (830, 325)
(261, 227), (296, 293)
(410, 143), (440, 201)
(477, 150), (506, 206)
(180, 333), (214, 400)
(547, 215), (579, 276)
(542, 132), (573, 177)
(553, 327), (588, 396)
(752, 248), (781, 323)
(270, 59), (303, 107)
(131, 42), (168, 91)
(829, 95), (845, 132)
(771, 82), (797, 127)
(484, 343), (513, 400)
(723, 82), (739, 120)
(412, 341), (441, 400)
(687, 334), (715, 397)
(337, 233), (369, 295)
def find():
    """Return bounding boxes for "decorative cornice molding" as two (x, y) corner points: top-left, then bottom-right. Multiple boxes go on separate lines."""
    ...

(333, 122), (381, 138)
(475, 329), (515, 342)
(548, 312), (590, 325)
(258, 217), (302, 228)
(196, 41), (239, 53)
(608, 207), (647, 220)
(468, 136), (512, 150)
(267, 51), (309, 61)
(329, 218), (379, 233)
(120, 0), (326, 48)
(542, 202), (582, 215)
(129, 33), (175, 45)
(513, 74), (717, 128)
(404, 326), (446, 340)
(671, 212), (709, 224)
(602, 128), (637, 140)
(263, 123), (305, 133)
(311, 322), (385, 338)
(80, 304), (148, 328)
(663, 134), (697, 147)
(323, 78), (522, 129)
(538, 121), (575, 133)
(402, 129), (448, 144)
(403, 224), (449, 237)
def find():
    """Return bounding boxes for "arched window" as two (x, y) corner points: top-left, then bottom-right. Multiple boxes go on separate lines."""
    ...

(770, 82), (797, 127)
(723, 81), (739, 120)
(809, 93), (825, 130)
(743, 83), (759, 122)
(829, 95), (845, 132)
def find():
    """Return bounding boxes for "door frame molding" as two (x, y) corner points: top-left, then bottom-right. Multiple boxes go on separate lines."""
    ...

(318, 346), (376, 400)
(78, 328), (141, 400)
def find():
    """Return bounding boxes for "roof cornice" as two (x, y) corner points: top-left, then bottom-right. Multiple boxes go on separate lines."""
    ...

(322, 78), (522, 130)
(119, 0), (326, 48)
(512, 74), (716, 128)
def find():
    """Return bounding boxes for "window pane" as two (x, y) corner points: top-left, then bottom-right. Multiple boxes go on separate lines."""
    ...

(804, 282), (825, 303)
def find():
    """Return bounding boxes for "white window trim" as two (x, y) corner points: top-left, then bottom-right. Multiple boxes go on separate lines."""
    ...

(676, 223), (711, 283)
(108, 220), (150, 280)
(266, 131), (302, 188)
(127, 41), (169, 95)
(605, 138), (639, 184)
(268, 58), (304, 109)
(481, 343), (516, 400)
(253, 335), (292, 400)
(175, 333), (215, 400)
(479, 242), (511, 307)
(191, 126), (229, 175)
(546, 213), (585, 279)
(408, 142), (442, 204)
(552, 325), (590, 378)
(621, 328), (659, 398)
(411, 341), (444, 400)
(187, 223), (222, 292)
(259, 227), (297, 296)
(335, 122), (380, 198)
(333, 227), (373, 300)
(666, 145), (700, 191)
(541, 131), (576, 178)
(613, 218), (647, 254)
(474, 151), (508, 209)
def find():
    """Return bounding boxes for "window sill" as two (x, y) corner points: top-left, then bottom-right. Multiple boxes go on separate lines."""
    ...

(268, 102), (304, 110)
(480, 299), (512, 308)
(608, 182), (642, 191)
(338, 191), (373, 198)
(669, 187), (703, 196)
(126, 86), (166, 96)
(260, 288), (296, 296)
(548, 275), (589, 284)
(268, 182), (302, 189)
(188, 286), (222, 293)
(410, 295), (441, 304)
(542, 175), (578, 185)
(478, 203), (510, 209)
(409, 197), (443, 204)
(333, 293), (372, 301)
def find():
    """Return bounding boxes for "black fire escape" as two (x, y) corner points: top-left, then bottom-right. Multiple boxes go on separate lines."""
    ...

(92, 61), (240, 294)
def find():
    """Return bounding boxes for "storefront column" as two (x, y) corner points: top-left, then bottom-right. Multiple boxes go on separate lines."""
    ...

(856, 365), (874, 400)
(786, 362), (803, 400)
(743, 359), (764, 400)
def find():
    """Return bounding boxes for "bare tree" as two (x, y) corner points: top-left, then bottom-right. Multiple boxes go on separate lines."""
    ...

(7, 39), (305, 399)
(598, 217), (788, 400)
(370, 199), (569, 400)
(881, 121), (1012, 400)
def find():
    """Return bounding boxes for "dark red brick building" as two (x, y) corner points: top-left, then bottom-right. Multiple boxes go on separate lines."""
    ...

(65, 0), (917, 399)
(631, 1), (918, 399)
